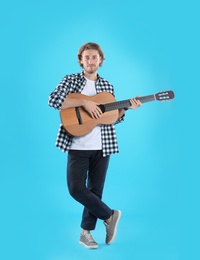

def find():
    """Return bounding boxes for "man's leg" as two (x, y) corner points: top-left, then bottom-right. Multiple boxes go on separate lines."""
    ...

(81, 150), (110, 230)
(67, 150), (112, 230)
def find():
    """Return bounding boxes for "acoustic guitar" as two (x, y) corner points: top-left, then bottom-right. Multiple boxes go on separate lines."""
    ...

(60, 90), (174, 137)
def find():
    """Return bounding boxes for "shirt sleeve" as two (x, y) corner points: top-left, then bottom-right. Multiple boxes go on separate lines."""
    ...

(112, 87), (125, 125)
(115, 113), (125, 125)
(48, 76), (69, 110)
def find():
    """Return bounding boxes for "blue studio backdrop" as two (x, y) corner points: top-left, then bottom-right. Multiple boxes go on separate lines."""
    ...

(1, 0), (199, 260)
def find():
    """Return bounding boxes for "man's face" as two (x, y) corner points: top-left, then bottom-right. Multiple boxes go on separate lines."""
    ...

(80, 49), (102, 74)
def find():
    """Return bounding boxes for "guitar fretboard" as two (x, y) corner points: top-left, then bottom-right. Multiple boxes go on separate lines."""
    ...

(104, 94), (155, 112)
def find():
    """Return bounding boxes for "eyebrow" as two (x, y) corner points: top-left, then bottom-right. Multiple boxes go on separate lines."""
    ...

(84, 55), (98, 57)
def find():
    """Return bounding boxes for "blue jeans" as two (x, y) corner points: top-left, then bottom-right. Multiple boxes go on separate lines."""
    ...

(67, 150), (112, 230)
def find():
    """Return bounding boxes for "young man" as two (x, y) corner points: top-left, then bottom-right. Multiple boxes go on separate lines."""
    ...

(48, 42), (141, 249)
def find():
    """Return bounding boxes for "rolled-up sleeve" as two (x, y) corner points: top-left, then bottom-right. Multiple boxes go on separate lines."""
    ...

(115, 113), (125, 124)
(48, 76), (69, 110)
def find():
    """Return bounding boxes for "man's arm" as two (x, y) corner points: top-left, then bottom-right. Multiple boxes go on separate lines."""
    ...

(118, 109), (126, 119)
(117, 98), (142, 119)
(61, 96), (103, 119)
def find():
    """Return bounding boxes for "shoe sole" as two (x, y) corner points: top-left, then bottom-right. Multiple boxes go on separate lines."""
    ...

(106, 210), (122, 245)
(79, 241), (98, 249)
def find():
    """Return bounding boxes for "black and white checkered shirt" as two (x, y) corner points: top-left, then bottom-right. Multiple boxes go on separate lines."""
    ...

(48, 72), (124, 157)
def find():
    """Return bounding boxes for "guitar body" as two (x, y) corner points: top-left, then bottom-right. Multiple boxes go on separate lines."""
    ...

(60, 92), (119, 137)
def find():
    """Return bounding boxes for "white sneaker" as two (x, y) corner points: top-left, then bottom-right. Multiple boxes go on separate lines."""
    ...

(79, 232), (98, 249)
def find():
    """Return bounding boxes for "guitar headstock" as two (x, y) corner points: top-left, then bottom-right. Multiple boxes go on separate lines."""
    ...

(155, 90), (174, 101)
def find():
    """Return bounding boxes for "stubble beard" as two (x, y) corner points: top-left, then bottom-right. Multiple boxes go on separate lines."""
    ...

(85, 64), (99, 75)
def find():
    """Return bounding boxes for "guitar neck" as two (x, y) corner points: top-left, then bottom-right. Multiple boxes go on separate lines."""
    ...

(103, 94), (156, 112)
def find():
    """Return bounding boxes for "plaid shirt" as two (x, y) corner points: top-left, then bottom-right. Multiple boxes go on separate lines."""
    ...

(48, 72), (124, 157)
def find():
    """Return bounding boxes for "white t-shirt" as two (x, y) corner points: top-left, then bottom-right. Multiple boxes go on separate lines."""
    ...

(70, 78), (102, 150)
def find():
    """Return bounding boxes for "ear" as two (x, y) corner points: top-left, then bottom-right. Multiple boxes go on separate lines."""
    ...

(78, 54), (83, 65)
(99, 56), (102, 66)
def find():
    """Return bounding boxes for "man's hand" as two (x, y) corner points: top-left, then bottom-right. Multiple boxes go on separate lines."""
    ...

(82, 99), (102, 119)
(128, 98), (142, 110)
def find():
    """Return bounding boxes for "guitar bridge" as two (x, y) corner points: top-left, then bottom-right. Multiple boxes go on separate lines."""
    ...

(75, 107), (83, 125)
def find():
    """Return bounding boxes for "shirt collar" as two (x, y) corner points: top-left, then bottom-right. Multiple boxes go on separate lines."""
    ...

(80, 71), (101, 82)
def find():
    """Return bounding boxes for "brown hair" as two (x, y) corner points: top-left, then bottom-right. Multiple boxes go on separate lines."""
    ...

(77, 42), (105, 67)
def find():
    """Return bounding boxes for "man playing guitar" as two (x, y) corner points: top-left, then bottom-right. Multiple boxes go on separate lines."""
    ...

(48, 42), (141, 249)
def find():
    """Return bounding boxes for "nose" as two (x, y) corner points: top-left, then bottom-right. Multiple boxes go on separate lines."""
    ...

(88, 57), (93, 64)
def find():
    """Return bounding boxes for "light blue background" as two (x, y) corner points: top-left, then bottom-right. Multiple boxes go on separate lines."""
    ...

(1, 0), (199, 259)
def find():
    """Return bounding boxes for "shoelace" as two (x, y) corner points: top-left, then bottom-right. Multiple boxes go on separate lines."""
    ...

(84, 233), (95, 243)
